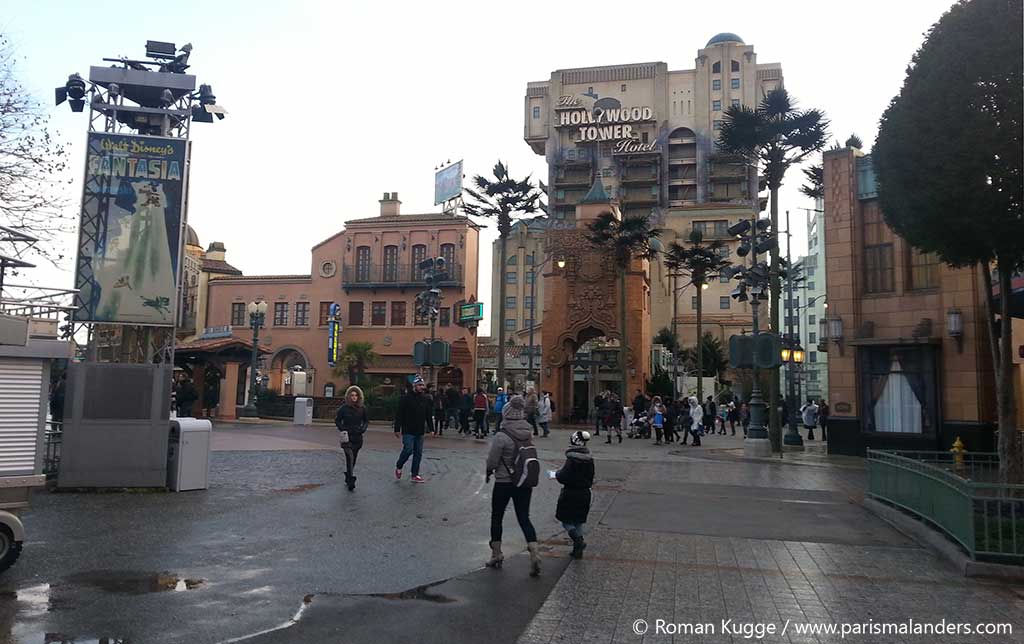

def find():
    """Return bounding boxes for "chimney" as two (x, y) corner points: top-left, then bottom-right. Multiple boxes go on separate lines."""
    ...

(379, 191), (401, 217)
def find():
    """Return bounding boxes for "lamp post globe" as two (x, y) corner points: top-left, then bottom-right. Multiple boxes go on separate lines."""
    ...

(240, 300), (266, 418)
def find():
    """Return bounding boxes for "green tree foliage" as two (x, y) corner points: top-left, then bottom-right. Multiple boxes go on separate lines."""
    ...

(335, 341), (378, 386)
(680, 333), (728, 378)
(799, 164), (823, 200)
(463, 161), (542, 389)
(646, 367), (673, 398)
(653, 327), (679, 354)
(873, 0), (1023, 482)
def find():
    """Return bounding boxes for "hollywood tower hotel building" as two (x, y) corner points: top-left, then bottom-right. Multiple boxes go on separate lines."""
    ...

(523, 33), (784, 352)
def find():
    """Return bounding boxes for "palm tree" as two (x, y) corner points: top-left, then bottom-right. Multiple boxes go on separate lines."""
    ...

(664, 229), (732, 403)
(718, 88), (829, 449)
(800, 164), (823, 200)
(335, 341), (378, 387)
(463, 161), (542, 390)
(586, 211), (661, 397)
(680, 333), (729, 379)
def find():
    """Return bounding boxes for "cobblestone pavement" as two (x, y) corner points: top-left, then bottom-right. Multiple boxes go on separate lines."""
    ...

(516, 449), (1024, 644)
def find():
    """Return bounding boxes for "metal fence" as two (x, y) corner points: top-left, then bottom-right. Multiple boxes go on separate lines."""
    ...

(866, 449), (1024, 563)
(44, 420), (62, 479)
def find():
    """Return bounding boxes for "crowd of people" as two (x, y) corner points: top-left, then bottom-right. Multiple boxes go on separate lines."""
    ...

(332, 377), (829, 575)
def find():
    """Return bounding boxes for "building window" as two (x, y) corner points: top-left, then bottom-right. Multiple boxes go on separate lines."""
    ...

(230, 303), (246, 327)
(909, 247), (940, 290)
(439, 306), (451, 327)
(273, 302), (289, 326)
(295, 302), (310, 327)
(524, 296), (534, 311)
(731, 98), (740, 109)
(506, 271), (517, 284)
(809, 332), (817, 344)
(507, 255), (517, 265)
(694, 220), (729, 238)
(713, 120), (723, 131)
(620, 83), (626, 92)
(348, 301), (364, 326)
(532, 106), (540, 119)
(587, 86), (593, 94)
(865, 244), (895, 293)
(318, 301), (333, 326)
(355, 246), (371, 282)
(525, 271), (535, 284)
(691, 296), (698, 310)
(719, 296), (730, 309)
(731, 60), (740, 72)
(713, 100), (722, 111)
(712, 61), (721, 74)
(808, 370), (819, 382)
(809, 314), (816, 325)
(807, 268), (815, 277)
(411, 244), (427, 280)
(505, 296), (516, 309)
(383, 245), (399, 282)
(391, 301), (406, 326)
(720, 273), (730, 283)
(371, 301), (386, 326)
(440, 243), (456, 269)
(731, 78), (740, 89)
(525, 253), (535, 265)
(716, 246), (730, 259)
(505, 319), (516, 332)
(524, 318), (534, 329)
(414, 305), (427, 326)
(809, 351), (817, 363)
(808, 281), (815, 290)
(712, 79), (721, 91)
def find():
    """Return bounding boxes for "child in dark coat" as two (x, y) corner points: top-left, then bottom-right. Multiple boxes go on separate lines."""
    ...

(555, 430), (595, 559)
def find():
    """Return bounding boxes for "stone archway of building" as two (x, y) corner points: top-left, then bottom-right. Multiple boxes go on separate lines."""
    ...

(271, 346), (310, 396)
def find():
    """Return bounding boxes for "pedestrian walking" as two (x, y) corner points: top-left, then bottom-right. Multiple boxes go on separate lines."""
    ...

(444, 385), (459, 431)
(726, 401), (739, 436)
(538, 391), (552, 437)
(801, 398), (819, 441)
(473, 388), (489, 439)
(651, 396), (666, 445)
(664, 399), (677, 444)
(740, 401), (751, 437)
(818, 399), (830, 442)
(703, 396), (718, 436)
(688, 396), (703, 446)
(484, 395), (542, 576)
(556, 430), (594, 559)
(394, 375), (432, 483)
(49, 373), (66, 424)
(175, 377), (198, 418)
(459, 387), (472, 435)
(525, 387), (540, 436)
(335, 385), (369, 491)
(603, 394), (624, 444)
(592, 392), (604, 436)
(493, 387), (508, 435)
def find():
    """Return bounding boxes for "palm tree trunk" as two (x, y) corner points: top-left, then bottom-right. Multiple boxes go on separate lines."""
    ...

(620, 268), (628, 400)
(996, 261), (1022, 484)
(497, 231), (509, 389)
(696, 279), (704, 404)
(768, 184), (782, 452)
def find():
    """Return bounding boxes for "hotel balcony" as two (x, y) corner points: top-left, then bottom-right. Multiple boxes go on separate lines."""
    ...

(620, 190), (660, 206)
(342, 262), (464, 290)
(709, 173), (746, 183)
(552, 171), (592, 187)
(620, 169), (659, 184)
(668, 136), (696, 145)
(668, 177), (698, 186)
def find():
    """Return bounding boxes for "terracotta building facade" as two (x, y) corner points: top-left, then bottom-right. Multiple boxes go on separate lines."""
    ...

(823, 147), (996, 455)
(204, 193), (480, 416)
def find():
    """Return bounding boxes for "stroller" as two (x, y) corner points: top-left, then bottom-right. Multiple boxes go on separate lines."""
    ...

(627, 412), (651, 439)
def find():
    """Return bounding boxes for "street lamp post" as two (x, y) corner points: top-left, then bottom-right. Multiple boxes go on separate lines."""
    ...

(782, 209), (804, 449)
(240, 300), (267, 418)
(527, 254), (565, 386)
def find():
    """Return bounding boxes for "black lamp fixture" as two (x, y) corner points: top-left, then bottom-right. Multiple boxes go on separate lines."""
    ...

(947, 308), (964, 352)
(54, 73), (87, 112)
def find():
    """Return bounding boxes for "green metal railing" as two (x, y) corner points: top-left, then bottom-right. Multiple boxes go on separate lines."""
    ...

(867, 450), (1024, 563)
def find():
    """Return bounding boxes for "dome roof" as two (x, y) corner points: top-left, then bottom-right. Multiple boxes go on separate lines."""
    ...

(185, 224), (200, 248)
(706, 32), (744, 46)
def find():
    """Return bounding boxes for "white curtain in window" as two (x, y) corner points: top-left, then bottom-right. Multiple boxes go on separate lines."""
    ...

(874, 358), (922, 433)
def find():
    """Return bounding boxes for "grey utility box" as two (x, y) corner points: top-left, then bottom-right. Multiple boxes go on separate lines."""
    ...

(293, 397), (313, 425)
(167, 418), (212, 492)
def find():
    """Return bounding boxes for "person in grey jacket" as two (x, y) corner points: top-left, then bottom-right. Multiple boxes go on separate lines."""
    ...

(484, 395), (541, 576)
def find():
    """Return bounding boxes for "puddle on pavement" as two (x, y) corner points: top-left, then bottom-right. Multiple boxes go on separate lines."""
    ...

(63, 571), (204, 595)
(369, 582), (457, 604)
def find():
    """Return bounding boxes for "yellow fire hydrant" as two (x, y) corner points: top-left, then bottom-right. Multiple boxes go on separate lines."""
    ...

(950, 436), (966, 473)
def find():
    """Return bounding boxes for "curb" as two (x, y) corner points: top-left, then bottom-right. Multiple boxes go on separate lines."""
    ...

(862, 497), (1024, 581)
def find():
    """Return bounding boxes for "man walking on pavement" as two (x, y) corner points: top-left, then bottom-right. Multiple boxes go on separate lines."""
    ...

(394, 375), (432, 483)
(493, 387), (508, 435)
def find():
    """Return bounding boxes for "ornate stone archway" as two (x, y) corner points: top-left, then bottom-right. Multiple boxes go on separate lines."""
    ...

(540, 182), (652, 421)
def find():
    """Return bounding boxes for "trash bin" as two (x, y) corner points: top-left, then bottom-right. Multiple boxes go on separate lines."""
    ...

(167, 418), (212, 492)
(293, 397), (314, 425)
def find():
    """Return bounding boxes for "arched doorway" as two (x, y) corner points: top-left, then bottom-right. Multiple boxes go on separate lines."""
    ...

(271, 347), (310, 396)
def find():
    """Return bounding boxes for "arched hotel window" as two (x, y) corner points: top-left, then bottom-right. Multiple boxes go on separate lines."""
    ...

(356, 246), (371, 282)
(440, 243), (456, 274)
(383, 245), (399, 282)
(712, 61), (721, 74)
(507, 255), (518, 265)
(731, 60), (740, 72)
(411, 244), (427, 280)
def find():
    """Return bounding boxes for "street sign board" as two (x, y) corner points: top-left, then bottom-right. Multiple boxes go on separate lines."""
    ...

(458, 302), (484, 323)
(327, 303), (342, 367)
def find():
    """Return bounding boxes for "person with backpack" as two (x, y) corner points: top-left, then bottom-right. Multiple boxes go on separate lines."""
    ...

(556, 430), (594, 559)
(801, 397), (820, 441)
(484, 395), (542, 577)
(335, 385), (368, 491)
(537, 391), (552, 438)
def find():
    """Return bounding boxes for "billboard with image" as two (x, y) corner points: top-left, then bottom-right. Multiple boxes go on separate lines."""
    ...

(73, 132), (188, 325)
(434, 160), (463, 205)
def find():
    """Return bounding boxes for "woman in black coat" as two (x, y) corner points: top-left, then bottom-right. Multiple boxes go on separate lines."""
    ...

(555, 430), (595, 559)
(335, 385), (369, 491)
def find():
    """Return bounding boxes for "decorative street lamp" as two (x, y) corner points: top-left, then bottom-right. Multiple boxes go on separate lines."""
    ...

(527, 253), (565, 386)
(240, 300), (267, 418)
(782, 336), (805, 448)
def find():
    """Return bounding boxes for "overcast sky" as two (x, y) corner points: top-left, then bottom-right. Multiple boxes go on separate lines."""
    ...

(4, 0), (954, 334)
